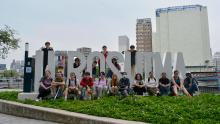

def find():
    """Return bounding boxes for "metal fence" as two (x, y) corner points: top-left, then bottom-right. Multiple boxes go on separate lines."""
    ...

(0, 78), (23, 89)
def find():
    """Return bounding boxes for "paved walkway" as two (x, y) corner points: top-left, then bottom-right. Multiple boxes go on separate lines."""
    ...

(0, 113), (60, 124)
(0, 89), (22, 92)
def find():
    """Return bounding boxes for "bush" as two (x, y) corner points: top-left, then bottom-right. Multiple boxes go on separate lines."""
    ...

(0, 92), (220, 124)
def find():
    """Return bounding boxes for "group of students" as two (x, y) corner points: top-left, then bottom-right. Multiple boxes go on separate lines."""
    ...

(37, 42), (198, 101)
(36, 69), (198, 101)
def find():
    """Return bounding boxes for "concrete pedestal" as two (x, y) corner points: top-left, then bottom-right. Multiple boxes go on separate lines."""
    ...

(18, 92), (38, 101)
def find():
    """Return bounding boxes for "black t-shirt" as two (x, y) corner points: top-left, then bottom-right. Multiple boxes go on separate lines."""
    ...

(119, 78), (130, 88)
(131, 50), (136, 66)
(159, 78), (170, 85)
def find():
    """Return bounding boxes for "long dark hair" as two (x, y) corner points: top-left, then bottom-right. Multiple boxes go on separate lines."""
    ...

(135, 73), (143, 80)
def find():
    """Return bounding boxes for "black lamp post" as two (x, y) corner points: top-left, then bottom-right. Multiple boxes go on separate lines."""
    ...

(23, 43), (32, 92)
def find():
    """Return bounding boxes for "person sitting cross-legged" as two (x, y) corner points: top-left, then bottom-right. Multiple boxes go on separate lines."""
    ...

(36, 70), (53, 101)
(132, 73), (146, 95)
(64, 72), (81, 101)
(51, 71), (65, 98)
(80, 72), (94, 100)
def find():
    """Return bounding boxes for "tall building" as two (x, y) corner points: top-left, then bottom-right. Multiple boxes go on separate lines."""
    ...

(77, 47), (92, 57)
(10, 60), (24, 73)
(0, 64), (6, 71)
(136, 18), (152, 52)
(154, 5), (212, 66)
(118, 35), (129, 52)
(212, 52), (220, 71)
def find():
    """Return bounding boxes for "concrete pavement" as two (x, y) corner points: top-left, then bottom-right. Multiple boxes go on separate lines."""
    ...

(0, 113), (60, 124)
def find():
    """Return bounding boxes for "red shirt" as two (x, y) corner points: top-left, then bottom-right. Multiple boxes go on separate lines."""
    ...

(98, 51), (108, 64)
(80, 77), (94, 87)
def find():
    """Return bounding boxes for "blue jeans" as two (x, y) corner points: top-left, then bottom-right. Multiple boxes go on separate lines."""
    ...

(159, 86), (170, 96)
(186, 83), (198, 95)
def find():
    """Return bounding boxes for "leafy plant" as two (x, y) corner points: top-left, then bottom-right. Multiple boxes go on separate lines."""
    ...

(0, 25), (20, 59)
(0, 92), (219, 124)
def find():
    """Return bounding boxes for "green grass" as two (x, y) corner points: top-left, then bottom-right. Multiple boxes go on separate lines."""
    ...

(0, 91), (220, 124)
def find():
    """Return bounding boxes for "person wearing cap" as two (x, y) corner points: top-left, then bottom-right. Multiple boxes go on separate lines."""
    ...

(118, 72), (130, 97)
(41, 41), (53, 75)
(184, 73), (198, 96)
(128, 45), (137, 77)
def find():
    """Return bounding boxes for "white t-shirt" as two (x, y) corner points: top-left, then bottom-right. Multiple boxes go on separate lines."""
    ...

(145, 78), (158, 88)
(68, 79), (79, 87)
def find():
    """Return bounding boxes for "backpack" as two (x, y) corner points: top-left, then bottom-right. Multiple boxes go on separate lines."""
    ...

(148, 77), (156, 82)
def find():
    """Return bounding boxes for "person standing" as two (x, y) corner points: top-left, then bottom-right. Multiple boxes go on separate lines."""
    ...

(98, 45), (109, 75)
(41, 41), (53, 75)
(128, 45), (137, 77)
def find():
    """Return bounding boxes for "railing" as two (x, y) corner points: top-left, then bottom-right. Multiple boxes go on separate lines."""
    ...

(0, 78), (23, 89)
(198, 86), (219, 93)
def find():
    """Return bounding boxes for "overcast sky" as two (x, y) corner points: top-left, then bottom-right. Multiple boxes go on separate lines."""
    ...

(1, 0), (220, 69)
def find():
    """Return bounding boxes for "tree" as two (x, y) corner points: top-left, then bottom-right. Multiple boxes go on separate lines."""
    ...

(0, 25), (20, 59)
(2, 70), (19, 77)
